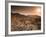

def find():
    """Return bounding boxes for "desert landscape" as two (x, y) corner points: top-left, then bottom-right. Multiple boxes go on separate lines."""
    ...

(11, 6), (41, 31)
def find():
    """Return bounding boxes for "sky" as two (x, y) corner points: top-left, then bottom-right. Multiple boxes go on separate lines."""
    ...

(11, 6), (41, 16)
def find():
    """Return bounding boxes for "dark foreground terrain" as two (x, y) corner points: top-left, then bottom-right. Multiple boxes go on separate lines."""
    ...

(11, 13), (41, 31)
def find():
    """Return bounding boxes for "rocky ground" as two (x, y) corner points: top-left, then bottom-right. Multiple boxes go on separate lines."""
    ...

(11, 13), (41, 31)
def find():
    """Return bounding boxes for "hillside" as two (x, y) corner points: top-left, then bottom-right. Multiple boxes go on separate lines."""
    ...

(11, 13), (41, 31)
